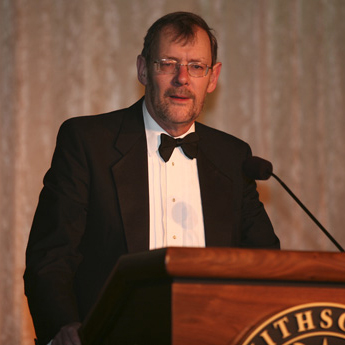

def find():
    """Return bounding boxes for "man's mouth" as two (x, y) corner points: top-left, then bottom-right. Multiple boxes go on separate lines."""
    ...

(170, 95), (190, 100)
(166, 89), (195, 101)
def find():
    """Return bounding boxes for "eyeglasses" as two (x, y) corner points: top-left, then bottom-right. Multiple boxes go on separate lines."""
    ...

(153, 59), (212, 78)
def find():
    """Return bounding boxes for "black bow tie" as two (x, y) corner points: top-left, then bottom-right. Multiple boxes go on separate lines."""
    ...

(158, 132), (199, 162)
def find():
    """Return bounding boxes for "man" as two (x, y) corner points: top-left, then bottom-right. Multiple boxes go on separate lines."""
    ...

(24, 11), (279, 345)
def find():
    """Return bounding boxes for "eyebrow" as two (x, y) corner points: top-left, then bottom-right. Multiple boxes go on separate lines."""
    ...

(160, 56), (208, 63)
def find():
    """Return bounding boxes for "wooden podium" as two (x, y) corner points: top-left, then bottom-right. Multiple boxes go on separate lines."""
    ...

(79, 248), (345, 345)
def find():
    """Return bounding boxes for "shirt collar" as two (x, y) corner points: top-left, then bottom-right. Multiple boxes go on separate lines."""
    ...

(142, 100), (195, 156)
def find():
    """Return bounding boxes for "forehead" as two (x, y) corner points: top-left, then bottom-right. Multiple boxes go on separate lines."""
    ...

(155, 26), (212, 61)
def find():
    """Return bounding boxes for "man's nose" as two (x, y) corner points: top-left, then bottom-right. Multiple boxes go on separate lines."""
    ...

(174, 64), (190, 85)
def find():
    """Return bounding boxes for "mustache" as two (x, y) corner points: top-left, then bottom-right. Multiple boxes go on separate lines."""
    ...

(164, 88), (195, 99)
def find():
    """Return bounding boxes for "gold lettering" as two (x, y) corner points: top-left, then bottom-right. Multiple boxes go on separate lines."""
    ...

(260, 330), (277, 345)
(322, 338), (329, 345)
(338, 313), (345, 331)
(273, 316), (291, 338)
(295, 310), (316, 332)
(320, 309), (333, 329)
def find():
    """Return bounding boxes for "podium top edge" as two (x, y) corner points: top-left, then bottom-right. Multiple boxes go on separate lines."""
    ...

(116, 247), (345, 284)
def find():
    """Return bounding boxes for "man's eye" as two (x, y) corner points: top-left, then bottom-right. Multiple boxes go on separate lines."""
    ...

(191, 64), (205, 70)
(161, 62), (175, 67)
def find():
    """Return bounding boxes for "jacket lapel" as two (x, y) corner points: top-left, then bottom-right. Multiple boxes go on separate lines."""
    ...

(196, 124), (237, 247)
(111, 100), (150, 253)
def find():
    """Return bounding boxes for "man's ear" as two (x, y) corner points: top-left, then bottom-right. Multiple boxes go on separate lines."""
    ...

(137, 55), (148, 86)
(207, 62), (222, 93)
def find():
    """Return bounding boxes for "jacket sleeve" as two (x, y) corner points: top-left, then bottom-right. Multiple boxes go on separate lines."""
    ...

(24, 119), (90, 345)
(239, 145), (280, 249)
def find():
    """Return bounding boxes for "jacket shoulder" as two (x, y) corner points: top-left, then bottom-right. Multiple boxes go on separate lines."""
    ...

(196, 122), (251, 154)
(59, 98), (143, 135)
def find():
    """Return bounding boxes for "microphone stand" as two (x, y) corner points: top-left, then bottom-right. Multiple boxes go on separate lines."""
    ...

(271, 172), (345, 252)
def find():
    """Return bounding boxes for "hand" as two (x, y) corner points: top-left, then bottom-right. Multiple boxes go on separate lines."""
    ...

(52, 322), (82, 345)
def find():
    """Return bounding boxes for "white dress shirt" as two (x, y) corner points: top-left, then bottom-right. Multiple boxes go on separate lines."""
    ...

(142, 101), (205, 250)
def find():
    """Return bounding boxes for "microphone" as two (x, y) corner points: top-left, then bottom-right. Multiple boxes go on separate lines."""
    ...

(243, 156), (344, 252)
(242, 156), (273, 181)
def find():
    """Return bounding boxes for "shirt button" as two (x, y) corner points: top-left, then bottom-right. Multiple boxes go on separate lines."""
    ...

(173, 235), (177, 239)
(172, 198), (176, 202)
(172, 162), (175, 166)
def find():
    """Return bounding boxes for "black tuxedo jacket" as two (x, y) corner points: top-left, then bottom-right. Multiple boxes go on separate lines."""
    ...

(24, 98), (279, 344)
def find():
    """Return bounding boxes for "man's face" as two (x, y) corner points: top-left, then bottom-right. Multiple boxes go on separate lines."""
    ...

(137, 26), (221, 136)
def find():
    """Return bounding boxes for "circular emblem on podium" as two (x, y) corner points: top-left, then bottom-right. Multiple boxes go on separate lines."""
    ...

(240, 303), (345, 345)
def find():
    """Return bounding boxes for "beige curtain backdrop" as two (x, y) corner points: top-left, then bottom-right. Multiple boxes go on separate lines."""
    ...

(1, 0), (345, 343)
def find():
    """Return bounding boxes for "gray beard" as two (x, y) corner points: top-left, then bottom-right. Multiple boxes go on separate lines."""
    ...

(146, 84), (203, 126)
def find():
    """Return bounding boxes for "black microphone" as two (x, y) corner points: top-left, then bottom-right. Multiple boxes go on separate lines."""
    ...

(242, 156), (273, 180)
(243, 156), (344, 252)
